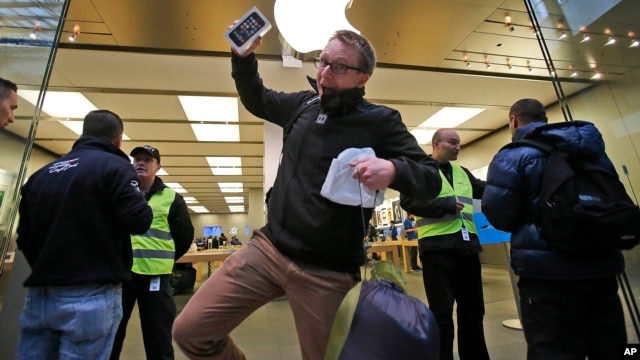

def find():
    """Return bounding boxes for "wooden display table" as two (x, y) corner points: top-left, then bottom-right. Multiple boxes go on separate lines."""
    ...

(176, 248), (239, 279)
(366, 242), (401, 269)
(400, 240), (422, 273)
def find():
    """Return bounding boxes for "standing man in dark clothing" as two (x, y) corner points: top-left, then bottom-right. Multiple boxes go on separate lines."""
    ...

(482, 98), (626, 359)
(173, 29), (442, 360)
(401, 128), (489, 360)
(16, 110), (153, 360)
(0, 77), (18, 130)
(110, 145), (194, 360)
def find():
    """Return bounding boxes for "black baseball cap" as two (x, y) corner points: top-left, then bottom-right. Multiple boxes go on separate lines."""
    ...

(130, 145), (161, 163)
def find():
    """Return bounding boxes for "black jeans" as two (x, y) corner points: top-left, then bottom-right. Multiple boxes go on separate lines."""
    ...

(518, 275), (626, 360)
(421, 251), (490, 360)
(110, 273), (176, 360)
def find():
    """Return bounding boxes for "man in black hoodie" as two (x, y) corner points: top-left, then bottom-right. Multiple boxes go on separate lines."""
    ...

(16, 110), (153, 360)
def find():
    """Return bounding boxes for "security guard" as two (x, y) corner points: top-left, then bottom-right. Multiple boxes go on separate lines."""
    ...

(400, 129), (488, 360)
(110, 145), (194, 360)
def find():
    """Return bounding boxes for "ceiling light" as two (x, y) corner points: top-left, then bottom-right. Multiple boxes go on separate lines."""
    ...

(29, 30), (38, 39)
(207, 156), (242, 176)
(409, 129), (436, 145)
(419, 107), (485, 129)
(19, 90), (98, 118)
(224, 196), (244, 204)
(505, 15), (514, 32)
(581, 32), (590, 43)
(190, 124), (240, 142)
(591, 72), (602, 80)
(218, 182), (243, 193)
(558, 31), (566, 39)
(229, 205), (245, 212)
(165, 183), (188, 193)
(630, 39), (639, 48)
(465, 62), (471, 68)
(605, 36), (616, 46)
(569, 65), (577, 77)
(189, 206), (209, 213)
(183, 197), (199, 204)
(179, 96), (239, 122)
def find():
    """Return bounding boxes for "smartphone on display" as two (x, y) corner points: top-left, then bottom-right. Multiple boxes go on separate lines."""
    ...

(224, 6), (272, 54)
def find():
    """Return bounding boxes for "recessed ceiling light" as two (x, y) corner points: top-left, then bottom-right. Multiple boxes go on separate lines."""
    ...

(19, 90), (98, 118)
(188, 206), (209, 213)
(183, 196), (199, 204)
(179, 96), (239, 122)
(165, 182), (187, 193)
(207, 157), (242, 175)
(190, 124), (240, 142)
(229, 205), (245, 212)
(218, 182), (243, 193)
(225, 196), (244, 203)
(420, 107), (485, 128)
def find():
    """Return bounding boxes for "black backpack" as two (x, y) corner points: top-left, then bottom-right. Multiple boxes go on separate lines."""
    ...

(508, 138), (640, 254)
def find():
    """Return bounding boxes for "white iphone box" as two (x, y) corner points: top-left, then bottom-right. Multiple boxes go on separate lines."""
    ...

(224, 6), (272, 55)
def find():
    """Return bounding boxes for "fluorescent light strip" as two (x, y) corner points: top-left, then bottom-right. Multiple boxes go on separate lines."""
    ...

(207, 157), (242, 176)
(183, 197), (199, 204)
(229, 205), (245, 212)
(189, 206), (209, 213)
(410, 129), (437, 145)
(224, 196), (244, 204)
(179, 96), (239, 122)
(165, 182), (187, 193)
(218, 182), (243, 193)
(20, 90), (98, 118)
(419, 107), (485, 128)
(190, 124), (240, 142)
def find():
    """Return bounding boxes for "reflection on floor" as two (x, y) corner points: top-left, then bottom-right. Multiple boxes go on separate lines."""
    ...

(119, 259), (640, 360)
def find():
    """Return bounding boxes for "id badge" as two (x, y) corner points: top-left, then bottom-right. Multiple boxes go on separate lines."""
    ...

(461, 227), (470, 241)
(149, 276), (160, 292)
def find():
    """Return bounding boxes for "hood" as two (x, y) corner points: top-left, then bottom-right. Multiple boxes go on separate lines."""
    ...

(514, 120), (605, 158)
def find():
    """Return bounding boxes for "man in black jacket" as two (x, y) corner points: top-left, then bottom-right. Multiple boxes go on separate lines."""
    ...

(110, 145), (194, 360)
(173, 29), (442, 360)
(16, 110), (153, 360)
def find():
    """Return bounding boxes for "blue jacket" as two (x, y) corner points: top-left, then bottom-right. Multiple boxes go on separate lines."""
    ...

(17, 137), (153, 286)
(481, 120), (624, 279)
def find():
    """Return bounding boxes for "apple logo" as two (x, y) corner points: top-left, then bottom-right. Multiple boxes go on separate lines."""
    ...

(274, 0), (360, 59)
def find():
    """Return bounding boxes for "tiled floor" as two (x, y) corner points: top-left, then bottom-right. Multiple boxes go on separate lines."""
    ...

(116, 258), (640, 360)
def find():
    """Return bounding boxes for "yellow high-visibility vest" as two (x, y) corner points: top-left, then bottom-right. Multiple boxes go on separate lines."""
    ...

(416, 163), (477, 238)
(131, 188), (176, 275)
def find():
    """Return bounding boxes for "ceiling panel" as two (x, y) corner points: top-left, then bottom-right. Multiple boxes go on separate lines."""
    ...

(4, 0), (639, 215)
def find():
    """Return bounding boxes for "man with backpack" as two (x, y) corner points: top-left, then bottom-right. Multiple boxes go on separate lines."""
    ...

(482, 98), (627, 359)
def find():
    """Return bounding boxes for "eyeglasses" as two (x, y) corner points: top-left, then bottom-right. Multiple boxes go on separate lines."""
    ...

(314, 58), (365, 74)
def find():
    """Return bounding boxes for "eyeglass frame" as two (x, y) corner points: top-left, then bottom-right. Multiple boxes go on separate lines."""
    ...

(314, 58), (365, 74)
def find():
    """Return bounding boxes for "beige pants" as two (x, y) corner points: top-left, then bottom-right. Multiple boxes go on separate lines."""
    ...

(172, 230), (357, 360)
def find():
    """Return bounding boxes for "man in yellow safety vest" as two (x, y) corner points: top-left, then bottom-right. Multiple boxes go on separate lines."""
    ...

(400, 128), (488, 360)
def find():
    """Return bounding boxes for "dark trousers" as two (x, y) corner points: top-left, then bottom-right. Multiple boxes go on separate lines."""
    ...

(110, 273), (176, 360)
(421, 251), (490, 360)
(518, 275), (626, 360)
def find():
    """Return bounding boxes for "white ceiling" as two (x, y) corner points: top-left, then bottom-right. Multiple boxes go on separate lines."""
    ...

(2, 0), (639, 214)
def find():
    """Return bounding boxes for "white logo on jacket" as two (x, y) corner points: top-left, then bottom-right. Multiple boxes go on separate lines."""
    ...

(48, 158), (79, 173)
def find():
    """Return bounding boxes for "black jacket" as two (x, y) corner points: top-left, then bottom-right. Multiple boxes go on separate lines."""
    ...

(145, 176), (194, 261)
(232, 53), (442, 273)
(17, 137), (153, 286)
(401, 162), (486, 254)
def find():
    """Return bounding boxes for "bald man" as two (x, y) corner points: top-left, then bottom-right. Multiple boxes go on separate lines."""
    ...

(400, 128), (489, 360)
(0, 77), (18, 130)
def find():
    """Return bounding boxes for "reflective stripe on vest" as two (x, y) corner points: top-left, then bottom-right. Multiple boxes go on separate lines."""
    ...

(416, 164), (477, 238)
(131, 188), (176, 275)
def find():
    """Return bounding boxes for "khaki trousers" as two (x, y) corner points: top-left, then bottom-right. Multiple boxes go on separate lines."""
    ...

(173, 230), (357, 360)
